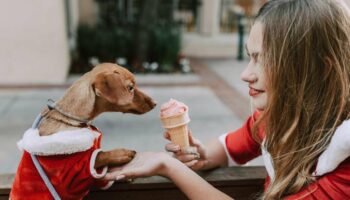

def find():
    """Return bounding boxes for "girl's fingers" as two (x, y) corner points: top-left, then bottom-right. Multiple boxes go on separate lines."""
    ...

(185, 159), (198, 167)
(181, 146), (198, 155)
(116, 168), (147, 180)
(108, 166), (123, 172)
(163, 132), (171, 140)
(188, 131), (201, 147)
(104, 170), (122, 180)
(185, 160), (205, 170)
(105, 170), (135, 181)
(190, 160), (206, 171)
(104, 168), (138, 181)
(177, 153), (200, 163)
(165, 143), (181, 153)
(188, 131), (195, 145)
(115, 174), (126, 181)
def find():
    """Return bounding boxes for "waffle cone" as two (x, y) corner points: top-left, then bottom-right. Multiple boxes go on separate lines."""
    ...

(167, 125), (190, 148)
(160, 111), (190, 129)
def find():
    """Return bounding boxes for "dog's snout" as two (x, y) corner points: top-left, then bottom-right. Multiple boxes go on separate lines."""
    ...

(141, 90), (156, 109)
(131, 89), (156, 114)
(149, 100), (157, 108)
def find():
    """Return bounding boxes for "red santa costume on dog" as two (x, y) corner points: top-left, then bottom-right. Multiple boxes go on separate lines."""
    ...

(10, 125), (114, 200)
(219, 111), (350, 199)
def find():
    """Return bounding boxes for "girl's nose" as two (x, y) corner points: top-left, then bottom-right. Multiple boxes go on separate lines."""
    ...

(240, 67), (257, 83)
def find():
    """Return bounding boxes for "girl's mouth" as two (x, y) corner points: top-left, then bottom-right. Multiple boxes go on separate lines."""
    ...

(249, 87), (264, 97)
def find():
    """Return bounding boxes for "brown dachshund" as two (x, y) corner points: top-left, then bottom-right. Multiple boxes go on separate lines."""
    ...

(11, 63), (156, 199)
(39, 63), (156, 168)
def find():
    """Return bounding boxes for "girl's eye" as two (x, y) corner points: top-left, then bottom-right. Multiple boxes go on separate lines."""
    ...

(249, 57), (256, 64)
(128, 85), (134, 92)
(253, 57), (257, 63)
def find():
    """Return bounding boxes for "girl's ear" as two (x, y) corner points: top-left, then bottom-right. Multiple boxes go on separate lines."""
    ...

(92, 72), (133, 105)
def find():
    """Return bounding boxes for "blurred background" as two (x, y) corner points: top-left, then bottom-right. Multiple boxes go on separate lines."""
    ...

(0, 0), (268, 84)
(0, 0), (349, 178)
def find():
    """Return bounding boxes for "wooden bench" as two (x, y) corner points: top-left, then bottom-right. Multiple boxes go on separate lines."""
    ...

(0, 166), (266, 200)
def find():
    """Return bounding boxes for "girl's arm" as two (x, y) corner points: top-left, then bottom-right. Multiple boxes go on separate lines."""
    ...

(163, 153), (232, 200)
(105, 152), (233, 200)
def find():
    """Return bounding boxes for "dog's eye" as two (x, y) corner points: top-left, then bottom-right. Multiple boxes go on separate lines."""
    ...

(128, 85), (134, 92)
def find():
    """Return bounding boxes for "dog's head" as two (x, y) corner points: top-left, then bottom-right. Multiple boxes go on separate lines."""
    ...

(90, 63), (156, 114)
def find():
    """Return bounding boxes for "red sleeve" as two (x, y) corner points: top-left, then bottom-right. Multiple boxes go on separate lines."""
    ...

(225, 111), (263, 164)
(284, 157), (350, 200)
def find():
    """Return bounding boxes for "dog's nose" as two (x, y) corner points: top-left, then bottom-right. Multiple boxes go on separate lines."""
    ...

(151, 100), (157, 108)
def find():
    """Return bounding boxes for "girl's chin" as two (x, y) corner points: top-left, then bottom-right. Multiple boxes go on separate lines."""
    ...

(252, 101), (267, 111)
(256, 107), (265, 112)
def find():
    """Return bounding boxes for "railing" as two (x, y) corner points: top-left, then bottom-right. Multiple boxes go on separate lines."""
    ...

(0, 166), (266, 200)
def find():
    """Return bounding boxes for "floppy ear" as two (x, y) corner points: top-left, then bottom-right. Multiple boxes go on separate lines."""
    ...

(93, 72), (133, 105)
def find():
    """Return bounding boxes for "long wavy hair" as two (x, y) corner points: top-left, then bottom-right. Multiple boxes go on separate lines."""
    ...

(253, 0), (350, 199)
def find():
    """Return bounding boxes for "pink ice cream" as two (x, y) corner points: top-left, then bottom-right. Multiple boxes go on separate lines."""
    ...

(160, 99), (188, 118)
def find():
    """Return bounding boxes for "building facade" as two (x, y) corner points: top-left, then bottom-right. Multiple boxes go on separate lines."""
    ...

(0, 0), (349, 84)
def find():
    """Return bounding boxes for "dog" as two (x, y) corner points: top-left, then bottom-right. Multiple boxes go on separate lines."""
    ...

(10, 63), (156, 200)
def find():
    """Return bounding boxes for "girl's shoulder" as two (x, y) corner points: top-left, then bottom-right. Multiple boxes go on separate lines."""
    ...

(284, 158), (350, 200)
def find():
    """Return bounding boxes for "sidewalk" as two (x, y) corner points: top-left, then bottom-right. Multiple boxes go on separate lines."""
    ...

(0, 58), (262, 174)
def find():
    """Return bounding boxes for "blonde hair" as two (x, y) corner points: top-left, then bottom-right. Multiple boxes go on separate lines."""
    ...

(253, 0), (350, 199)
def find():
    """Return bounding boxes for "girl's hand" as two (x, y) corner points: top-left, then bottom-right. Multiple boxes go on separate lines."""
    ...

(164, 131), (210, 170)
(104, 152), (172, 181)
(105, 151), (233, 200)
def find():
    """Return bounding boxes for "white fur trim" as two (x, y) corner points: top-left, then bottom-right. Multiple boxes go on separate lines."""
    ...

(17, 128), (100, 155)
(315, 119), (350, 176)
(261, 140), (275, 180)
(260, 119), (350, 179)
(90, 149), (108, 179)
(218, 133), (238, 167)
(100, 181), (115, 190)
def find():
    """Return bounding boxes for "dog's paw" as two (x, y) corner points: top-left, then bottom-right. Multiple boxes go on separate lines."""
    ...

(107, 148), (137, 166)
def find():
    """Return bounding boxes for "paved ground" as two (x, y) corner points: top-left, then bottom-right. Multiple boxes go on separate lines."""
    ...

(0, 58), (263, 174)
(182, 33), (239, 58)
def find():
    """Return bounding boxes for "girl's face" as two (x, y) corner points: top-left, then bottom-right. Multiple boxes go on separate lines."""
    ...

(241, 22), (267, 111)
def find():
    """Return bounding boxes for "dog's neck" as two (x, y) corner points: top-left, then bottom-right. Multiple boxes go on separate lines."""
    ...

(38, 77), (100, 136)
(44, 108), (88, 127)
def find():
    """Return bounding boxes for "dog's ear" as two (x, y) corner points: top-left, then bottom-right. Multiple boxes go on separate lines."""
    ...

(92, 71), (133, 105)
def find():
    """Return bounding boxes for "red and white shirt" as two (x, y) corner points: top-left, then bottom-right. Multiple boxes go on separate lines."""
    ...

(10, 125), (113, 200)
(219, 112), (350, 199)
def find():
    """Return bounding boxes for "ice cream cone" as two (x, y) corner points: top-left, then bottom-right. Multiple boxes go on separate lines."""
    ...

(167, 124), (190, 148)
(160, 111), (190, 129)
(160, 110), (190, 149)
(160, 99), (191, 150)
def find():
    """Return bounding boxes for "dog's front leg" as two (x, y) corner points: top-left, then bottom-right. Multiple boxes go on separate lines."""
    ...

(95, 149), (136, 169)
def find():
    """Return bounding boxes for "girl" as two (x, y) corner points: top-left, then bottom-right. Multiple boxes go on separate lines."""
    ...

(105, 0), (350, 199)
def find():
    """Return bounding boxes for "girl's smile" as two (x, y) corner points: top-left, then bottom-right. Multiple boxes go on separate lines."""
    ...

(249, 86), (265, 97)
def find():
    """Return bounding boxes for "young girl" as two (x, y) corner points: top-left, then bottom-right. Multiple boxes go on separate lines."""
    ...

(105, 0), (350, 199)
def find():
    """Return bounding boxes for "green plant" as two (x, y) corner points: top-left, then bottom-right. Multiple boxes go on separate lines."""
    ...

(150, 23), (182, 72)
(73, 0), (183, 74)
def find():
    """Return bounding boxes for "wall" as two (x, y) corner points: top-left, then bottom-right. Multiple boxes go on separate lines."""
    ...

(0, 0), (69, 85)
